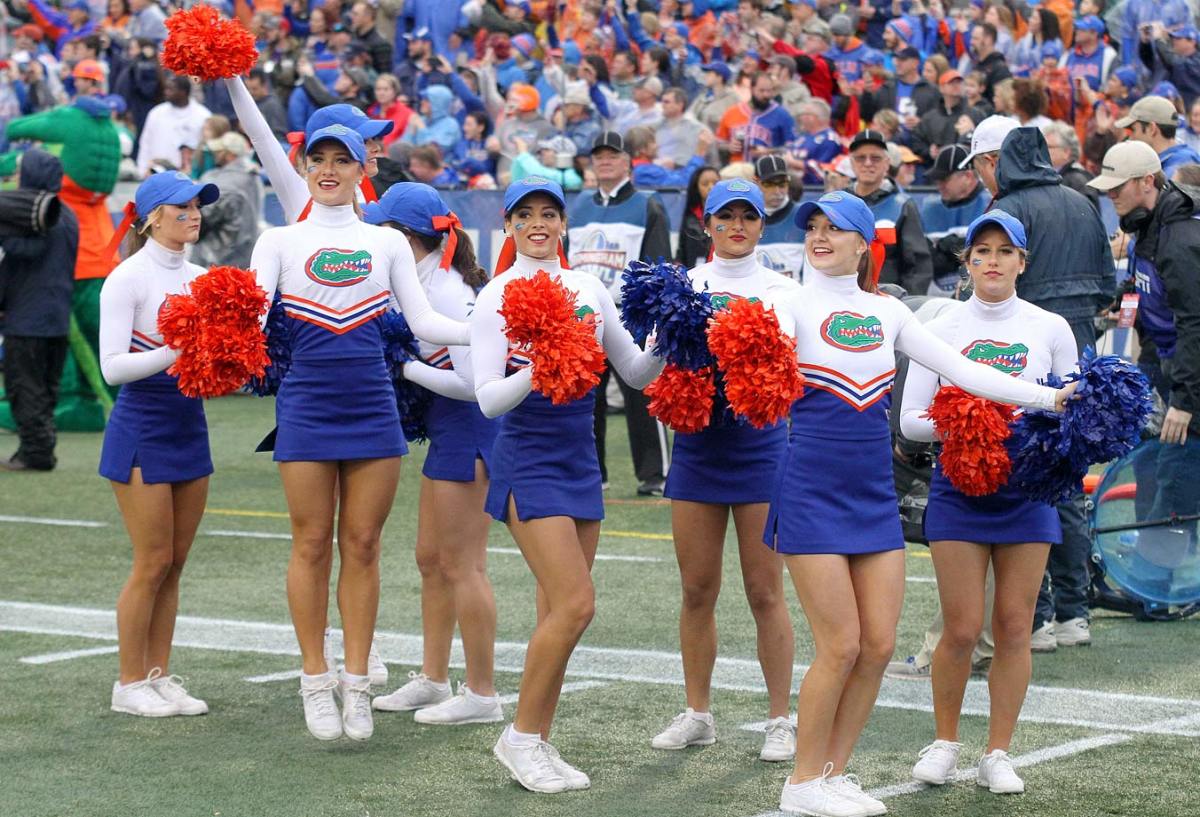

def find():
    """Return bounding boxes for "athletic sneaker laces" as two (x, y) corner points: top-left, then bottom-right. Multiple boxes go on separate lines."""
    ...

(760, 716), (797, 761)
(299, 676), (342, 740)
(493, 735), (568, 793)
(367, 641), (388, 686)
(828, 774), (887, 816)
(152, 673), (209, 715)
(540, 741), (591, 790)
(779, 762), (867, 817)
(111, 668), (179, 718)
(977, 749), (1024, 794)
(651, 708), (716, 749)
(340, 676), (374, 741)
(1055, 617), (1091, 647)
(371, 670), (452, 711)
(414, 682), (504, 725)
(913, 739), (962, 785)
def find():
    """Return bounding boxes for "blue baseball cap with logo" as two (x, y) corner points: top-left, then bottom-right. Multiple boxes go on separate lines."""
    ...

(364, 182), (450, 234)
(704, 179), (766, 219)
(1171, 26), (1200, 42)
(1074, 15), (1105, 33)
(306, 124), (367, 165)
(965, 210), (1027, 249)
(1040, 40), (1063, 61)
(700, 61), (732, 83)
(503, 176), (567, 214)
(794, 191), (876, 242)
(305, 103), (393, 143)
(134, 170), (219, 219)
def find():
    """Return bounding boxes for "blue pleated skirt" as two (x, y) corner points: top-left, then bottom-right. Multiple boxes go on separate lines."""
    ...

(99, 371), (212, 485)
(924, 466), (1062, 544)
(764, 432), (904, 555)
(273, 357), (406, 461)
(484, 389), (604, 523)
(422, 394), (498, 482)
(666, 420), (787, 505)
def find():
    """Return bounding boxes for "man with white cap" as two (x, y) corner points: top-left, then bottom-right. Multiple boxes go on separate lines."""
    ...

(1115, 94), (1200, 179)
(193, 131), (261, 268)
(980, 119), (1113, 653)
(1087, 140), (1200, 598)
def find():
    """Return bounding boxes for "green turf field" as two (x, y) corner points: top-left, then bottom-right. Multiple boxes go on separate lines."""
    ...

(1, 395), (1198, 817)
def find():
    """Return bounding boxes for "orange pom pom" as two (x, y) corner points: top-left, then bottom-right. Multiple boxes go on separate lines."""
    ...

(499, 270), (607, 405)
(157, 266), (270, 399)
(706, 298), (804, 428)
(926, 385), (1017, 496)
(646, 365), (715, 433)
(161, 5), (258, 81)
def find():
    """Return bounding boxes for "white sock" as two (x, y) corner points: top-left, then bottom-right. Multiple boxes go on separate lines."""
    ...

(341, 671), (369, 685)
(466, 686), (496, 702)
(687, 708), (714, 723)
(301, 671), (332, 685)
(504, 725), (541, 748)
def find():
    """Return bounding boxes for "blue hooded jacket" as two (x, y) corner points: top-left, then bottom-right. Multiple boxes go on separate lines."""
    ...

(406, 85), (462, 152)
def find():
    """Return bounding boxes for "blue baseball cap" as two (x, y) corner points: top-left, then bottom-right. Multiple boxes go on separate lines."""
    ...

(701, 62), (732, 82)
(134, 170), (219, 219)
(503, 175), (567, 213)
(364, 182), (450, 234)
(306, 124), (367, 165)
(1074, 15), (1105, 33)
(404, 26), (432, 42)
(794, 191), (876, 242)
(966, 210), (1027, 249)
(66, 0), (90, 11)
(1040, 40), (1062, 61)
(1113, 66), (1138, 90)
(305, 103), (393, 143)
(1171, 26), (1200, 41)
(703, 179), (766, 219)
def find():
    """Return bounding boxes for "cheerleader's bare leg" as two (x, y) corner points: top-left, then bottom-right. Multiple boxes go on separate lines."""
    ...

(986, 542), (1050, 752)
(112, 469), (208, 684)
(280, 461), (339, 675)
(415, 478), (456, 684)
(335, 457), (401, 676)
(731, 503), (794, 719)
(929, 540), (992, 741)
(670, 500), (730, 714)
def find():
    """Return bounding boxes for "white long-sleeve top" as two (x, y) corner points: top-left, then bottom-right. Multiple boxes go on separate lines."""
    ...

(688, 252), (801, 319)
(774, 270), (1059, 441)
(399, 250), (479, 402)
(899, 292), (1077, 443)
(99, 239), (202, 386)
(226, 77), (308, 225)
(136, 99), (213, 177)
(471, 252), (666, 418)
(250, 202), (468, 360)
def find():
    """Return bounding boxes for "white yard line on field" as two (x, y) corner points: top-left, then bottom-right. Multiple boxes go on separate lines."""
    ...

(18, 645), (120, 664)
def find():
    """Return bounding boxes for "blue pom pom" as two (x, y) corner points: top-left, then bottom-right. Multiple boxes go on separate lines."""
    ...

(380, 310), (432, 443)
(620, 259), (715, 370)
(247, 293), (291, 397)
(1009, 349), (1153, 504)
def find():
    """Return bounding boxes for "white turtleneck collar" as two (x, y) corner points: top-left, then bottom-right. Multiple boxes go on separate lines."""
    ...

(710, 252), (760, 279)
(143, 237), (187, 270)
(807, 267), (862, 294)
(306, 201), (361, 228)
(510, 250), (564, 278)
(967, 291), (1020, 321)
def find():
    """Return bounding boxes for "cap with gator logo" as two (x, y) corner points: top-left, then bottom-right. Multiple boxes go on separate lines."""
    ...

(704, 179), (766, 218)
(503, 175), (567, 213)
(794, 191), (876, 242)
(965, 209), (1027, 249)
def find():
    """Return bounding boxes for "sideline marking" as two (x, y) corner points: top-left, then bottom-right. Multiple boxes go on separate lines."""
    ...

(19, 645), (120, 664)
(4, 600), (1198, 738)
(0, 514), (107, 528)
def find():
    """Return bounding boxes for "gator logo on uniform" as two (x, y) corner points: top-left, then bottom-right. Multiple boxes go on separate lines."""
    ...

(304, 248), (373, 287)
(709, 292), (761, 311)
(575, 304), (598, 325)
(820, 311), (884, 352)
(963, 339), (1029, 374)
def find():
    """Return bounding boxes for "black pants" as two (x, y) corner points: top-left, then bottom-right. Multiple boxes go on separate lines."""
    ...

(592, 363), (668, 484)
(3, 335), (68, 469)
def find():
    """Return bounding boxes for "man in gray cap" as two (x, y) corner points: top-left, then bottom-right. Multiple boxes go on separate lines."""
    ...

(560, 80), (602, 157)
(827, 13), (879, 87)
(609, 75), (664, 133)
(690, 62), (740, 133)
(1116, 94), (1200, 178)
(194, 131), (262, 268)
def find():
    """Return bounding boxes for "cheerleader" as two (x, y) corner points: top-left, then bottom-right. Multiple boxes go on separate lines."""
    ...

(767, 192), (1075, 817)
(364, 183), (503, 724)
(900, 211), (1076, 795)
(250, 125), (469, 742)
(650, 180), (800, 762)
(99, 171), (220, 717)
(472, 177), (665, 793)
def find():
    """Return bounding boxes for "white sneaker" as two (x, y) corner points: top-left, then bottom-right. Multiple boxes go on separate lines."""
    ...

(884, 656), (930, 680)
(977, 749), (1024, 794)
(1055, 617), (1091, 647)
(829, 774), (887, 816)
(323, 627), (339, 674)
(912, 739), (962, 785)
(651, 708), (716, 749)
(340, 673), (374, 741)
(367, 640), (388, 686)
(760, 716), (796, 761)
(1031, 621), (1057, 653)
(414, 683), (504, 725)
(493, 733), (568, 793)
(780, 764), (869, 817)
(299, 673), (343, 741)
(151, 674), (208, 716)
(541, 741), (591, 790)
(372, 671), (452, 712)
(111, 668), (179, 718)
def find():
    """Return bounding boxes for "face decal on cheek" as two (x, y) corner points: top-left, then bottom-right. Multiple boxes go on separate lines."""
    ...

(715, 224), (726, 232)
(514, 222), (527, 231)
(175, 213), (189, 221)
